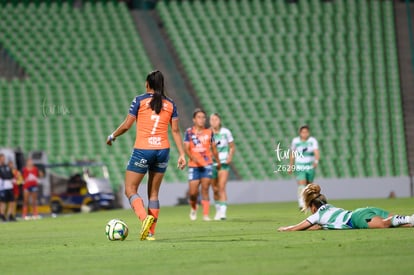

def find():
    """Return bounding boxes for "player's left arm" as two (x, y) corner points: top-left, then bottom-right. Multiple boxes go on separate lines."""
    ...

(313, 138), (320, 168)
(226, 130), (235, 164)
(170, 118), (186, 170)
(38, 169), (44, 178)
(278, 220), (314, 232)
(226, 141), (235, 164)
(313, 149), (320, 168)
(211, 142), (221, 170)
(106, 115), (135, 146)
(288, 138), (296, 175)
(307, 224), (322, 230)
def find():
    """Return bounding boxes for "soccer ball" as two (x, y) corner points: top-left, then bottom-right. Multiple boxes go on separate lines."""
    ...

(105, 219), (129, 241)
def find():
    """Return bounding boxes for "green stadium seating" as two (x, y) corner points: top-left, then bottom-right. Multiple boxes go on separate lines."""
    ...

(0, 1), (188, 188)
(156, 0), (408, 179)
(0, 0), (408, 183)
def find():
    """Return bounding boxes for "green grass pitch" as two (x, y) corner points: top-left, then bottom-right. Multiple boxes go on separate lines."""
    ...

(1, 198), (413, 275)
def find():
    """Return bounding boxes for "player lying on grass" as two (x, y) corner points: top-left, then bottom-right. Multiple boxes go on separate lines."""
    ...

(278, 184), (414, 231)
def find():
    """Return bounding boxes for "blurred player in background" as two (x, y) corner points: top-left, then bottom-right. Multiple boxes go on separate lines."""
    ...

(0, 154), (16, 221)
(210, 113), (235, 220)
(184, 108), (220, 221)
(107, 70), (186, 241)
(278, 184), (414, 231)
(9, 160), (23, 221)
(22, 158), (41, 220)
(288, 125), (319, 209)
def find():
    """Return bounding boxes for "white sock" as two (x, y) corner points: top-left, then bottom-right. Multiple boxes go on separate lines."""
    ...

(220, 203), (227, 217)
(297, 185), (305, 208)
(215, 203), (220, 213)
(391, 215), (410, 226)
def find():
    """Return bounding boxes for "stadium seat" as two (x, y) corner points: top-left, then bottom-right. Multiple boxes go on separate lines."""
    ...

(0, 1), (192, 187)
(156, 0), (406, 180)
(0, 0), (407, 183)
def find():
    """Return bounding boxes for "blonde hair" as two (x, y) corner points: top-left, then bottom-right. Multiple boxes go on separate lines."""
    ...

(302, 183), (327, 211)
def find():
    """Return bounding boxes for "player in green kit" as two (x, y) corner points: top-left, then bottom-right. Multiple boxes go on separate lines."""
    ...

(278, 184), (414, 231)
(288, 125), (320, 209)
(210, 113), (235, 220)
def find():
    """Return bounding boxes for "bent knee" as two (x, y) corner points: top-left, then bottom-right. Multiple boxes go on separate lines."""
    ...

(189, 194), (198, 201)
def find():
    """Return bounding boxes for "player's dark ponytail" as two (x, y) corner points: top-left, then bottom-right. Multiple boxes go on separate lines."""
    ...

(147, 70), (165, 114)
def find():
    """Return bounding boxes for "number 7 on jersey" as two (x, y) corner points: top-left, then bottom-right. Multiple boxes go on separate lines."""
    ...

(151, 114), (160, 134)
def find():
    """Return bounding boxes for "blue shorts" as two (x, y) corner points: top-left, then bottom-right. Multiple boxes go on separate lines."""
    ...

(25, 186), (39, 193)
(188, 165), (213, 181)
(127, 148), (170, 174)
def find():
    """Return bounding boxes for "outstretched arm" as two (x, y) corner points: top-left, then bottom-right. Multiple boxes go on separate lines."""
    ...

(307, 224), (323, 230)
(278, 220), (315, 232)
(106, 114), (135, 146)
(171, 119), (186, 170)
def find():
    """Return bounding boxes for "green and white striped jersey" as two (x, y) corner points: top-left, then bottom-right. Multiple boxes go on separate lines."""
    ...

(213, 127), (234, 164)
(291, 136), (318, 169)
(306, 204), (352, 229)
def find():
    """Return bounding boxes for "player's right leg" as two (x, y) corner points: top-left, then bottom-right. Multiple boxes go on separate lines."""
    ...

(211, 168), (221, 220)
(306, 168), (316, 185)
(22, 189), (29, 220)
(125, 171), (153, 239)
(200, 177), (211, 221)
(366, 216), (392, 228)
(7, 201), (16, 221)
(188, 167), (201, 220)
(31, 189), (39, 219)
(366, 208), (412, 228)
(125, 170), (152, 229)
(365, 215), (412, 228)
(217, 166), (230, 220)
(294, 167), (308, 209)
(296, 180), (307, 210)
(188, 179), (200, 220)
(145, 149), (170, 240)
(390, 214), (414, 227)
(146, 171), (163, 240)
(125, 149), (155, 240)
(352, 207), (413, 228)
(6, 190), (16, 221)
(12, 185), (19, 220)
(0, 192), (6, 222)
